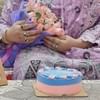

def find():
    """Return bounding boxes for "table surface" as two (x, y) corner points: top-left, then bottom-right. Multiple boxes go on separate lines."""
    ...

(0, 80), (100, 100)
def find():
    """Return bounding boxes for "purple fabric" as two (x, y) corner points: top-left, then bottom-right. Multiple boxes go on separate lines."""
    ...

(0, 0), (100, 59)
(1, 0), (49, 67)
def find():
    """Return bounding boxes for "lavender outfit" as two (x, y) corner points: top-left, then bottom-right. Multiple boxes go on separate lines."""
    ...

(0, 0), (100, 80)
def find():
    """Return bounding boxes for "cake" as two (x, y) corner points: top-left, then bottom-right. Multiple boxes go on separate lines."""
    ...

(36, 67), (82, 95)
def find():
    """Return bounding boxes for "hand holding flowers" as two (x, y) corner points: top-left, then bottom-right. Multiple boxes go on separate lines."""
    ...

(27, 1), (65, 36)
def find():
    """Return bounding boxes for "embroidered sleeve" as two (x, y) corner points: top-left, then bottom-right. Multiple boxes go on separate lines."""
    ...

(0, 0), (14, 40)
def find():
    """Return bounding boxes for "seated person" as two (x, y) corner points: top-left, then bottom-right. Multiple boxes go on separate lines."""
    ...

(0, 0), (100, 80)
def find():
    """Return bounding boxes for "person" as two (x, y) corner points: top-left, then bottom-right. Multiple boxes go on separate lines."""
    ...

(0, 0), (100, 80)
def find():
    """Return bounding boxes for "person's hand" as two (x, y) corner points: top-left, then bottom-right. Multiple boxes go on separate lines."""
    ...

(44, 35), (77, 53)
(44, 35), (92, 53)
(2, 20), (41, 44)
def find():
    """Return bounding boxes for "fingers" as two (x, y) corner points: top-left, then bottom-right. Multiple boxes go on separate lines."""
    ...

(19, 33), (40, 43)
(17, 29), (41, 43)
(23, 30), (41, 37)
(44, 39), (55, 50)
(45, 36), (61, 45)
(21, 23), (36, 31)
(44, 41), (58, 51)
(44, 38), (58, 51)
(25, 34), (40, 43)
(14, 20), (26, 25)
(14, 20), (37, 31)
(58, 36), (67, 40)
(44, 39), (53, 47)
(45, 35), (66, 40)
(45, 36), (57, 43)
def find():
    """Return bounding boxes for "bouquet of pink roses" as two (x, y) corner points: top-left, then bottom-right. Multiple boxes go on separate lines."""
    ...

(27, 0), (65, 36)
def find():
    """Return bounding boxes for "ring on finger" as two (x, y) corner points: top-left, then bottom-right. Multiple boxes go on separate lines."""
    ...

(23, 32), (27, 36)
(24, 37), (29, 42)
(53, 44), (58, 49)
(21, 25), (24, 30)
(20, 25), (24, 30)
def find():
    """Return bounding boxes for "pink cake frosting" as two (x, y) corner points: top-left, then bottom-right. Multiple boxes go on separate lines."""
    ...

(36, 81), (81, 95)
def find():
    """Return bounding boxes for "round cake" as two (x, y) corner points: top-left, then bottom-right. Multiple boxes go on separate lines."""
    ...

(36, 67), (82, 95)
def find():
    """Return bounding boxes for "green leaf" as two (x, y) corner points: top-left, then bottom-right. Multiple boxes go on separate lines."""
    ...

(35, 12), (41, 20)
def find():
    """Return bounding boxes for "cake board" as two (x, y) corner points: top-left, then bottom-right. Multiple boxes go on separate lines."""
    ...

(33, 83), (88, 97)
(0, 59), (8, 86)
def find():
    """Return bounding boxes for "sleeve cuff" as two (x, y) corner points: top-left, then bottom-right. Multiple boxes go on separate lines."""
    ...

(0, 25), (8, 40)
(79, 24), (100, 45)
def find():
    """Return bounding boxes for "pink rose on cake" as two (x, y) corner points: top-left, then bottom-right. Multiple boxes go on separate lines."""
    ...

(27, 0), (65, 36)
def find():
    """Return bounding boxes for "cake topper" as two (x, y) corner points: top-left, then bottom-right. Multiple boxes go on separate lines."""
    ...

(24, 60), (41, 79)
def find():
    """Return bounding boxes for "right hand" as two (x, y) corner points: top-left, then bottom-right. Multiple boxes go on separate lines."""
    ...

(3, 20), (41, 44)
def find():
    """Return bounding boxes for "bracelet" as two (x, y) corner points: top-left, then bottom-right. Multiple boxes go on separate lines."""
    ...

(2, 30), (12, 44)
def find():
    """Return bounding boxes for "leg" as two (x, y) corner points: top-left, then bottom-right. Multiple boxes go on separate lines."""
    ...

(13, 46), (100, 80)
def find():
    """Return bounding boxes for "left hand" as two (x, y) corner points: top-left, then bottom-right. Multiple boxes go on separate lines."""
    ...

(44, 35), (75, 53)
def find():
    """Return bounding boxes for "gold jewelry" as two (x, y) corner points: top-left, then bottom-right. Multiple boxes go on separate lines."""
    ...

(21, 25), (24, 30)
(2, 30), (12, 44)
(23, 32), (27, 36)
(53, 44), (58, 48)
(24, 37), (29, 42)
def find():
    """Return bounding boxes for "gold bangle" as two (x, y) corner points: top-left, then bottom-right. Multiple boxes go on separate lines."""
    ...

(2, 30), (12, 44)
